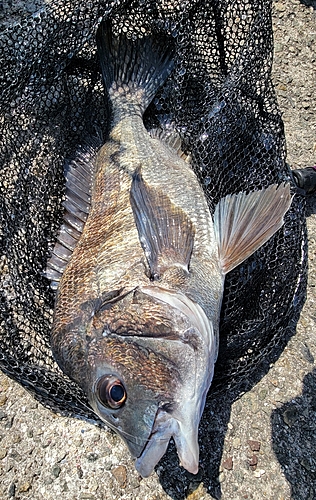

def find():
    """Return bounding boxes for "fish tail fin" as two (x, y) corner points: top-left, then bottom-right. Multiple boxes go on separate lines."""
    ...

(214, 183), (292, 274)
(96, 20), (174, 117)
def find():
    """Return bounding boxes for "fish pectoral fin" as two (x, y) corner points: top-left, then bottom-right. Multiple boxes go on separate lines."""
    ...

(130, 169), (195, 279)
(213, 183), (292, 274)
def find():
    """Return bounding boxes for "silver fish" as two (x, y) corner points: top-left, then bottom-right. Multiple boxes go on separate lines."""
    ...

(47, 20), (292, 477)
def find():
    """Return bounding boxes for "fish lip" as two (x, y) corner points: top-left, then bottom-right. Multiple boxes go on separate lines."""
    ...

(134, 407), (174, 477)
(122, 409), (160, 459)
(134, 406), (199, 478)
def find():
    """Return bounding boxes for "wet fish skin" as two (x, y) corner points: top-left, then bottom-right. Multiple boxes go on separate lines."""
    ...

(49, 20), (292, 477)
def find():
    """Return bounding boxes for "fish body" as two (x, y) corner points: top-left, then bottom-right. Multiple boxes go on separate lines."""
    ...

(47, 21), (292, 477)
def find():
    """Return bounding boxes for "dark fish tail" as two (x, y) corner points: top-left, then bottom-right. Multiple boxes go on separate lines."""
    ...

(96, 20), (174, 116)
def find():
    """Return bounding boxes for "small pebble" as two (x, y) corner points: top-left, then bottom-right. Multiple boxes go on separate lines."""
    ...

(233, 402), (242, 414)
(18, 481), (31, 493)
(233, 470), (244, 482)
(300, 343), (314, 364)
(8, 483), (16, 498)
(254, 469), (266, 478)
(258, 388), (268, 400)
(51, 465), (61, 478)
(300, 458), (312, 471)
(86, 452), (99, 462)
(61, 481), (69, 492)
(0, 394), (7, 406)
(0, 377), (9, 391)
(11, 433), (21, 444)
(248, 440), (261, 452)
(26, 428), (33, 438)
(218, 471), (225, 483)
(233, 437), (241, 448)
(4, 417), (14, 429)
(222, 457), (233, 470)
(57, 452), (67, 463)
(89, 479), (99, 492)
(282, 407), (299, 426)
(274, 2), (286, 12)
(111, 465), (127, 488)
(73, 436), (83, 447)
(186, 483), (209, 499)
(270, 379), (279, 387)
(277, 83), (287, 91)
(248, 455), (258, 470)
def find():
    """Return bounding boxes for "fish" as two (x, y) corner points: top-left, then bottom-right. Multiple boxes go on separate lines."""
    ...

(46, 19), (292, 477)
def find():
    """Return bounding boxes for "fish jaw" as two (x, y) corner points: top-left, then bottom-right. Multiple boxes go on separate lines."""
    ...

(135, 402), (201, 477)
(133, 363), (213, 477)
(135, 410), (178, 477)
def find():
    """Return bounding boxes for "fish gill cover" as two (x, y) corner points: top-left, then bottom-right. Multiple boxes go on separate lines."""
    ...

(0, 0), (307, 421)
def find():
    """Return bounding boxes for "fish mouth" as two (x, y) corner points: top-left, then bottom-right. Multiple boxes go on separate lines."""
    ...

(134, 407), (199, 478)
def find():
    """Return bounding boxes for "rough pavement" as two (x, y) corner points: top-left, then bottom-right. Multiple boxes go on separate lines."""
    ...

(0, 0), (315, 499)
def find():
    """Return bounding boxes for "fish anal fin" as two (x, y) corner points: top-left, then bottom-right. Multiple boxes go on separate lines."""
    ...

(214, 183), (292, 274)
(130, 169), (195, 279)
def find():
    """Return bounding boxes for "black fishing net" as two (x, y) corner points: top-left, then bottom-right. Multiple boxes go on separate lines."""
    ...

(0, 0), (307, 423)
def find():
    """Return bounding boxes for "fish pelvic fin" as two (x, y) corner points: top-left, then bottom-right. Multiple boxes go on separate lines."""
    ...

(96, 20), (174, 117)
(214, 183), (292, 275)
(130, 168), (195, 280)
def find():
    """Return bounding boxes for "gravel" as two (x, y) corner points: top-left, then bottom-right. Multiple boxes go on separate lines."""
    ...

(0, 0), (315, 499)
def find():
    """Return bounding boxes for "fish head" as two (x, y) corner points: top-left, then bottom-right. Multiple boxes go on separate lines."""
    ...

(84, 286), (218, 477)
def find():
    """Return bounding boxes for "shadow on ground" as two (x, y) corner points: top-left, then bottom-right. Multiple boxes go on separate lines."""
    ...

(271, 368), (316, 500)
(299, 0), (316, 8)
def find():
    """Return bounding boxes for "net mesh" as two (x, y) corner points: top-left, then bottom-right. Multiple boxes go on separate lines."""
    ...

(0, 0), (307, 422)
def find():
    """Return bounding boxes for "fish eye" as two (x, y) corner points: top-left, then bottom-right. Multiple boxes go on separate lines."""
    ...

(96, 376), (127, 409)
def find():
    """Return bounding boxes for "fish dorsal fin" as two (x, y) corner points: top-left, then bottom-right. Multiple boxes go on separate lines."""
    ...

(214, 183), (292, 275)
(130, 168), (195, 280)
(45, 143), (99, 290)
(149, 128), (191, 163)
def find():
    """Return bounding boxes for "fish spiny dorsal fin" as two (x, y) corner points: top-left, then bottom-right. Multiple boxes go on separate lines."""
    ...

(45, 142), (99, 290)
(149, 127), (191, 163)
(130, 168), (195, 280)
(213, 183), (292, 275)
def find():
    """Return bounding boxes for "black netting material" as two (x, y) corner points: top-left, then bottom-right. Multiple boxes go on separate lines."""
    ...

(0, 0), (307, 423)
